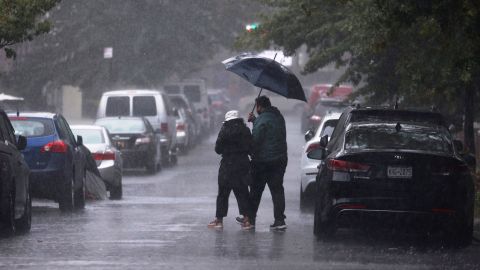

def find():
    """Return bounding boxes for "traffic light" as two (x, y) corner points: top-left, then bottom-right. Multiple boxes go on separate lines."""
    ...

(245, 23), (259, 32)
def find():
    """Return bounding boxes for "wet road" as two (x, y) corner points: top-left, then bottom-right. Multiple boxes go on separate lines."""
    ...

(1, 116), (479, 270)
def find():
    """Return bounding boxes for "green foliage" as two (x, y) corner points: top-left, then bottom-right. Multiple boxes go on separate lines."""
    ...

(236, 0), (480, 112)
(0, 0), (60, 58)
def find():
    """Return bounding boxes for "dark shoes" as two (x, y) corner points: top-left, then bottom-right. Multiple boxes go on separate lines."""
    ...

(270, 220), (287, 230)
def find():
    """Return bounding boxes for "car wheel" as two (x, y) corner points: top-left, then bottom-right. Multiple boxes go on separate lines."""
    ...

(74, 170), (86, 209)
(110, 174), (123, 200)
(59, 175), (75, 211)
(313, 183), (335, 239)
(15, 189), (31, 234)
(1, 182), (16, 235)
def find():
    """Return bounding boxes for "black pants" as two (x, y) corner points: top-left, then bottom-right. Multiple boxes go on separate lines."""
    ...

(215, 156), (251, 219)
(250, 156), (288, 222)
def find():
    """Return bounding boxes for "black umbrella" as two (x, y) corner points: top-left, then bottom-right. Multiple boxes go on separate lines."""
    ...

(222, 53), (307, 112)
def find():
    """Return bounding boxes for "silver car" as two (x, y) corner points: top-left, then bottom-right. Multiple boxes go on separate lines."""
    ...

(71, 125), (123, 199)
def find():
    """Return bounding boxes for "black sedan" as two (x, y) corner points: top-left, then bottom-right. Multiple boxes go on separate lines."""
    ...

(95, 117), (160, 174)
(309, 121), (475, 245)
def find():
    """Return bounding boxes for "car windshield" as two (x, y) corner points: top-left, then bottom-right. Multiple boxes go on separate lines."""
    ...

(10, 118), (55, 137)
(345, 125), (453, 153)
(71, 129), (104, 144)
(95, 119), (146, 134)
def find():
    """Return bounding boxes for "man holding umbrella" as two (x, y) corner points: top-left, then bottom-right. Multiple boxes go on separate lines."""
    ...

(245, 95), (288, 230)
(223, 53), (307, 230)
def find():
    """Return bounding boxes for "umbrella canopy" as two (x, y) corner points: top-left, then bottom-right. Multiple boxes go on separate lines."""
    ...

(222, 54), (307, 102)
(0, 93), (24, 101)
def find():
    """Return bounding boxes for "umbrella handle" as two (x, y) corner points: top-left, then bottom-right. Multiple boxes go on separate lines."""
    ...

(251, 88), (263, 114)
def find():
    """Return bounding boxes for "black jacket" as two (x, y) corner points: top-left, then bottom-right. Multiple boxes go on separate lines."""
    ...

(215, 118), (252, 157)
(215, 118), (253, 186)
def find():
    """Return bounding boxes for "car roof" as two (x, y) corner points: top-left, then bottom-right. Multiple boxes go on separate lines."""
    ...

(95, 116), (145, 121)
(8, 111), (57, 119)
(102, 89), (163, 96)
(347, 121), (447, 132)
(344, 106), (446, 126)
(70, 125), (105, 130)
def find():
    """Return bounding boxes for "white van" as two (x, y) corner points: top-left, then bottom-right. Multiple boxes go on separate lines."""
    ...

(96, 89), (177, 166)
(163, 80), (211, 135)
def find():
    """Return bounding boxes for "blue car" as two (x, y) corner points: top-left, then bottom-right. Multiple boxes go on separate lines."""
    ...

(9, 112), (87, 211)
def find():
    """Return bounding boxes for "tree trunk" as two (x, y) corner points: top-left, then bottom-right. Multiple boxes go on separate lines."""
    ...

(464, 83), (475, 154)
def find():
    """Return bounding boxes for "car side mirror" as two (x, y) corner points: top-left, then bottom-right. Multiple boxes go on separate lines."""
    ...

(304, 130), (314, 142)
(319, 135), (329, 148)
(76, 135), (83, 146)
(307, 147), (326, 160)
(453, 139), (464, 153)
(17, 135), (27, 151)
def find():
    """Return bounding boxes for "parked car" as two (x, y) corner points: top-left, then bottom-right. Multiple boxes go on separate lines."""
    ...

(164, 79), (211, 136)
(9, 112), (87, 211)
(300, 112), (341, 207)
(96, 90), (177, 166)
(301, 98), (347, 132)
(309, 110), (475, 246)
(168, 93), (201, 144)
(172, 107), (194, 153)
(71, 125), (123, 199)
(95, 117), (160, 174)
(0, 110), (31, 234)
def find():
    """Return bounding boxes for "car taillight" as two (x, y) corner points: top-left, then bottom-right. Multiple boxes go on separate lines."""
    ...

(135, 136), (151, 145)
(41, 140), (67, 153)
(327, 159), (370, 173)
(161, 122), (168, 133)
(305, 142), (320, 153)
(93, 151), (115, 161)
(176, 123), (185, 131)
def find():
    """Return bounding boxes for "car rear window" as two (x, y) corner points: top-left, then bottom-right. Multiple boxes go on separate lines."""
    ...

(106, 96), (130, 116)
(314, 101), (346, 116)
(95, 118), (146, 134)
(133, 96), (157, 116)
(71, 129), (104, 144)
(345, 126), (452, 153)
(184, 85), (201, 102)
(10, 118), (55, 137)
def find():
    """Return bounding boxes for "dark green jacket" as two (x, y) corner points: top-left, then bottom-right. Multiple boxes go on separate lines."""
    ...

(251, 106), (287, 162)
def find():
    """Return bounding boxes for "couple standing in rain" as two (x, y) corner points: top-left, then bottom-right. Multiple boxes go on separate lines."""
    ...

(208, 95), (288, 230)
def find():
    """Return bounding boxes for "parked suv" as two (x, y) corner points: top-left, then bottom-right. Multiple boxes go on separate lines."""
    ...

(97, 90), (177, 166)
(9, 112), (87, 211)
(0, 110), (31, 234)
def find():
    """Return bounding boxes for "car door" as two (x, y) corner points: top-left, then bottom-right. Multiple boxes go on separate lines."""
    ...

(57, 116), (85, 191)
(0, 112), (28, 218)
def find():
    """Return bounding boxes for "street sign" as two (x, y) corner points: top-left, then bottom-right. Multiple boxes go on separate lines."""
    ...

(103, 47), (113, 59)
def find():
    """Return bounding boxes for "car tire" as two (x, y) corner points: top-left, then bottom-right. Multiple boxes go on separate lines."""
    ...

(1, 181), (16, 235)
(110, 175), (123, 200)
(59, 175), (75, 211)
(313, 183), (335, 239)
(74, 170), (86, 209)
(15, 189), (31, 234)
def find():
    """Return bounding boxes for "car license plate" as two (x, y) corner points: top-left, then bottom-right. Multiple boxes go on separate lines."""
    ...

(387, 166), (412, 178)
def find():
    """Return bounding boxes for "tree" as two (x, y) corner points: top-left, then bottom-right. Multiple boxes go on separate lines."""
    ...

(236, 0), (480, 153)
(0, 0), (60, 58)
